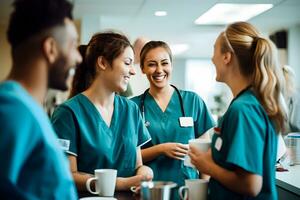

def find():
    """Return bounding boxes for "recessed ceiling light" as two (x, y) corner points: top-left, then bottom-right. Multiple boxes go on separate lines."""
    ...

(195, 3), (273, 25)
(170, 44), (189, 55)
(155, 11), (167, 17)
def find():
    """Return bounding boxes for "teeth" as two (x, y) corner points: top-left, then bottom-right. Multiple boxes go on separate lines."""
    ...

(153, 75), (165, 81)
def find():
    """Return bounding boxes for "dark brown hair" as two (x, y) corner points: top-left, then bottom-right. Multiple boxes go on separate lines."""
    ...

(69, 32), (132, 98)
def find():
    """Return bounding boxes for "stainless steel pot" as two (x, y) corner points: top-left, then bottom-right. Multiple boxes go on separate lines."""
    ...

(140, 181), (177, 200)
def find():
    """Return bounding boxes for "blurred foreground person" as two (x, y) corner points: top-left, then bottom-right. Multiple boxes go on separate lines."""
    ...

(0, 0), (82, 199)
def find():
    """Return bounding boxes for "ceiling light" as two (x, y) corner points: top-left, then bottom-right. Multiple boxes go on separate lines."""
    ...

(195, 3), (273, 25)
(170, 44), (189, 55)
(155, 11), (167, 17)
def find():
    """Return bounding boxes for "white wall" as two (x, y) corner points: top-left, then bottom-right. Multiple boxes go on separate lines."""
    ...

(171, 58), (186, 90)
(81, 15), (101, 44)
(288, 25), (300, 88)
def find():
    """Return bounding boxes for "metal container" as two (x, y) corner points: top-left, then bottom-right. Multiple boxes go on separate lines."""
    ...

(285, 132), (300, 165)
(140, 181), (177, 200)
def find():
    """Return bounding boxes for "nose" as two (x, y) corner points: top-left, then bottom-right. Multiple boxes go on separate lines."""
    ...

(155, 64), (163, 73)
(129, 64), (136, 76)
(76, 49), (83, 64)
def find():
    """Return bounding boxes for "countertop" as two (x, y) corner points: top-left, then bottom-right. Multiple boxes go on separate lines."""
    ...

(276, 165), (300, 196)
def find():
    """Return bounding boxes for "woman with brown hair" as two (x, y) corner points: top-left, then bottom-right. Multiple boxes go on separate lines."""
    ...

(51, 32), (153, 193)
(131, 41), (215, 191)
(189, 22), (286, 199)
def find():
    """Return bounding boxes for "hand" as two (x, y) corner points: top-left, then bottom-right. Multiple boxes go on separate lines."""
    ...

(161, 142), (189, 160)
(188, 146), (214, 175)
(136, 165), (153, 181)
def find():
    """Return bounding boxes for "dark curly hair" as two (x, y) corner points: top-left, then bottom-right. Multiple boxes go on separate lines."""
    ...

(7, 0), (73, 50)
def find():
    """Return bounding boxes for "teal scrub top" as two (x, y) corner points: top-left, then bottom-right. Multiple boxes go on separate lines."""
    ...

(0, 81), (77, 200)
(131, 90), (215, 187)
(209, 89), (278, 200)
(51, 94), (151, 177)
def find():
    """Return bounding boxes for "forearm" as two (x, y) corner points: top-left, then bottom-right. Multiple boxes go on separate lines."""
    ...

(72, 171), (93, 192)
(207, 162), (261, 197)
(141, 144), (164, 163)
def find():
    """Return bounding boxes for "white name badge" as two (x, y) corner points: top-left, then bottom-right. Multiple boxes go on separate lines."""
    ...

(58, 139), (70, 151)
(179, 117), (194, 127)
(214, 137), (223, 151)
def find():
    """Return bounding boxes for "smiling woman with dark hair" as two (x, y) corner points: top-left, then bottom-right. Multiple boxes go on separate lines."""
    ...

(52, 32), (153, 193)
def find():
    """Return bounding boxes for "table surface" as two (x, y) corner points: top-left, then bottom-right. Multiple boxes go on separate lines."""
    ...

(276, 165), (300, 195)
(79, 191), (140, 200)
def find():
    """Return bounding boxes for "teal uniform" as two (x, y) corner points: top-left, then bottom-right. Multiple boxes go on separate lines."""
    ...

(0, 81), (77, 200)
(51, 94), (151, 177)
(209, 89), (278, 200)
(131, 90), (215, 187)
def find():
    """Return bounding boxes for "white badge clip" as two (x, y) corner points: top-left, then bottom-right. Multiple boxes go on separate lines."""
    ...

(179, 117), (194, 127)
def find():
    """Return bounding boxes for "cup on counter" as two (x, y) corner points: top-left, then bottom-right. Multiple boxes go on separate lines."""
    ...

(184, 139), (211, 168)
(86, 169), (117, 196)
(178, 179), (208, 200)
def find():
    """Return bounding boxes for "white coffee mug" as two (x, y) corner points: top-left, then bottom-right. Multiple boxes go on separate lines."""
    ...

(86, 169), (117, 196)
(184, 139), (211, 168)
(178, 179), (208, 200)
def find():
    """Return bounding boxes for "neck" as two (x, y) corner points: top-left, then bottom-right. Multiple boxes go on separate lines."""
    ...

(227, 75), (251, 97)
(8, 59), (48, 104)
(149, 84), (173, 99)
(83, 78), (115, 107)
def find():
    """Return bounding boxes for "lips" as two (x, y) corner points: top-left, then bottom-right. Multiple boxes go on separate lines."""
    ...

(152, 74), (166, 81)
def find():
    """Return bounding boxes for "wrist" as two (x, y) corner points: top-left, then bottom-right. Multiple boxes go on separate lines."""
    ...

(158, 143), (165, 155)
(116, 177), (126, 191)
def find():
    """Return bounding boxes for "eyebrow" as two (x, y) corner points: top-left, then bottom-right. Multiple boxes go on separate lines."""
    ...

(125, 58), (133, 62)
(147, 58), (169, 63)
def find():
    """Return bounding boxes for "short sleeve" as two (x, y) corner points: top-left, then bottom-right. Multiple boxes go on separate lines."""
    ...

(194, 95), (215, 137)
(223, 104), (265, 175)
(51, 105), (78, 156)
(0, 98), (38, 181)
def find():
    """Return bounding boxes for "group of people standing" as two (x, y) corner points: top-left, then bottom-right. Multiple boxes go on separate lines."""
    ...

(0, 0), (289, 200)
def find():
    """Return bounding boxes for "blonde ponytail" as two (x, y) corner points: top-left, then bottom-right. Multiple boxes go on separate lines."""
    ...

(221, 22), (286, 132)
(252, 37), (286, 131)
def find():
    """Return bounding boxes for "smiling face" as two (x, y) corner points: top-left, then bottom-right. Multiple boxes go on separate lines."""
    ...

(212, 34), (228, 83)
(48, 18), (82, 91)
(103, 46), (135, 93)
(142, 47), (172, 90)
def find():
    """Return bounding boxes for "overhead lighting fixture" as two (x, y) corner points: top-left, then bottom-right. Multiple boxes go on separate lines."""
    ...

(155, 11), (167, 17)
(170, 44), (189, 55)
(195, 3), (273, 25)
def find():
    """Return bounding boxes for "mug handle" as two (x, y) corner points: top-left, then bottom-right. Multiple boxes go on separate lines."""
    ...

(86, 177), (99, 195)
(178, 186), (189, 200)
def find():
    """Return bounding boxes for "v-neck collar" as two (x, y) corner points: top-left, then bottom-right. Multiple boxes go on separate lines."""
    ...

(79, 93), (117, 130)
(146, 90), (176, 115)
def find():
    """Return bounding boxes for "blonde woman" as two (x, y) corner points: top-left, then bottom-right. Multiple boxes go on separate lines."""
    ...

(282, 65), (300, 133)
(189, 22), (286, 199)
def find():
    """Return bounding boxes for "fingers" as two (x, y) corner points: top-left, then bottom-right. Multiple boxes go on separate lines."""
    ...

(177, 143), (189, 150)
